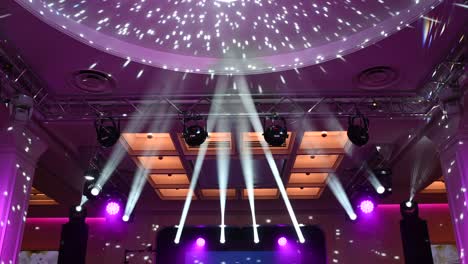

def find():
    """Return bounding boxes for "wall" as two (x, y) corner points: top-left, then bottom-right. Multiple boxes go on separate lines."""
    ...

(21, 204), (455, 264)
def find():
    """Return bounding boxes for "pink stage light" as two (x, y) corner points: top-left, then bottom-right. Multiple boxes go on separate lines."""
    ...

(278, 237), (288, 246)
(196, 237), (206, 247)
(106, 201), (121, 216)
(359, 200), (375, 214)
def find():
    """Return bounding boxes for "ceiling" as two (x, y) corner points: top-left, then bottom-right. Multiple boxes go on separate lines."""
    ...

(121, 131), (347, 200)
(13, 0), (440, 74)
(0, 0), (465, 217)
(0, 0), (466, 97)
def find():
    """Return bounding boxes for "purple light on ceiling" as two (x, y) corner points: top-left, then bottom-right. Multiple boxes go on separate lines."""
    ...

(196, 237), (206, 247)
(359, 199), (375, 214)
(277, 237), (288, 247)
(14, 0), (441, 74)
(105, 201), (121, 216)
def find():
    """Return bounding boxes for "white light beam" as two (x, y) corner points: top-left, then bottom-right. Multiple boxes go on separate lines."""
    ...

(217, 118), (231, 244)
(237, 117), (260, 243)
(236, 76), (305, 243)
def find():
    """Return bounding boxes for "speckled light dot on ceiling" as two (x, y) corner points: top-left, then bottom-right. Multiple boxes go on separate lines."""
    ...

(16, 0), (440, 74)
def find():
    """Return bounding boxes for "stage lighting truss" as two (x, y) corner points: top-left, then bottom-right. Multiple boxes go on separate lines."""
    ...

(1, 36), (464, 122)
(182, 115), (208, 147)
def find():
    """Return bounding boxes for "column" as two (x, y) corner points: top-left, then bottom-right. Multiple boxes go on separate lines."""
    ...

(0, 126), (46, 264)
(439, 132), (468, 263)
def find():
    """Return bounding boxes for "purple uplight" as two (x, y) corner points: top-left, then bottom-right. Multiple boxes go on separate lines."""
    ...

(196, 237), (206, 247)
(105, 201), (120, 216)
(277, 237), (288, 247)
(359, 199), (375, 214)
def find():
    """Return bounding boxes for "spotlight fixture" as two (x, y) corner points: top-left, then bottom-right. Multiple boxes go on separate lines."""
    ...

(373, 168), (392, 197)
(400, 200), (419, 219)
(105, 200), (121, 216)
(349, 213), (358, 221)
(405, 201), (413, 208)
(95, 116), (121, 148)
(263, 115), (288, 147)
(358, 199), (376, 214)
(69, 205), (87, 222)
(352, 190), (378, 217)
(321, 131), (328, 138)
(122, 215), (130, 222)
(83, 179), (100, 200)
(277, 237), (288, 247)
(183, 116), (208, 147)
(91, 185), (101, 197)
(376, 186), (385, 194)
(196, 237), (206, 247)
(347, 110), (369, 146)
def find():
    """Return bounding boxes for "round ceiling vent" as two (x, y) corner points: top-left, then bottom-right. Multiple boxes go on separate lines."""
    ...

(356, 66), (399, 90)
(69, 70), (115, 94)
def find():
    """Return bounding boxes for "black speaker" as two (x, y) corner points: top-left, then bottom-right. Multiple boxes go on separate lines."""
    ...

(400, 203), (434, 264)
(58, 219), (89, 264)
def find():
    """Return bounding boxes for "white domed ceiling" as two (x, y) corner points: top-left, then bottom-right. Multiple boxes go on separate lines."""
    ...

(16, 0), (440, 74)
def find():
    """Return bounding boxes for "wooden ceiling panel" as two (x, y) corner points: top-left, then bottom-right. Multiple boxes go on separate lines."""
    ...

(200, 189), (237, 200)
(288, 173), (329, 186)
(149, 174), (190, 188)
(242, 188), (279, 199)
(156, 188), (196, 200)
(421, 179), (446, 194)
(121, 133), (177, 155)
(286, 187), (323, 199)
(29, 187), (58, 206)
(293, 155), (341, 171)
(137, 156), (185, 172)
(299, 131), (348, 153)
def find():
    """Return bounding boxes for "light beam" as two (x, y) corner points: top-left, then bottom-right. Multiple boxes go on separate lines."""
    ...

(237, 117), (260, 243)
(217, 118), (231, 244)
(236, 76), (305, 243)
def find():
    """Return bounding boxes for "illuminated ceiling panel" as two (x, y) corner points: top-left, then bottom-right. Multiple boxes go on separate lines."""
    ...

(242, 132), (294, 154)
(178, 132), (232, 155)
(29, 187), (58, 206)
(149, 174), (190, 187)
(242, 188), (279, 200)
(293, 155), (340, 170)
(157, 188), (196, 200)
(299, 131), (348, 153)
(121, 133), (177, 155)
(17, 0), (440, 73)
(288, 173), (329, 187)
(421, 179), (446, 194)
(137, 156), (185, 171)
(286, 187), (323, 199)
(200, 189), (237, 200)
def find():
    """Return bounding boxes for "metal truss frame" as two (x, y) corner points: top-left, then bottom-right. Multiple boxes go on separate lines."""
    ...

(0, 34), (465, 122)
